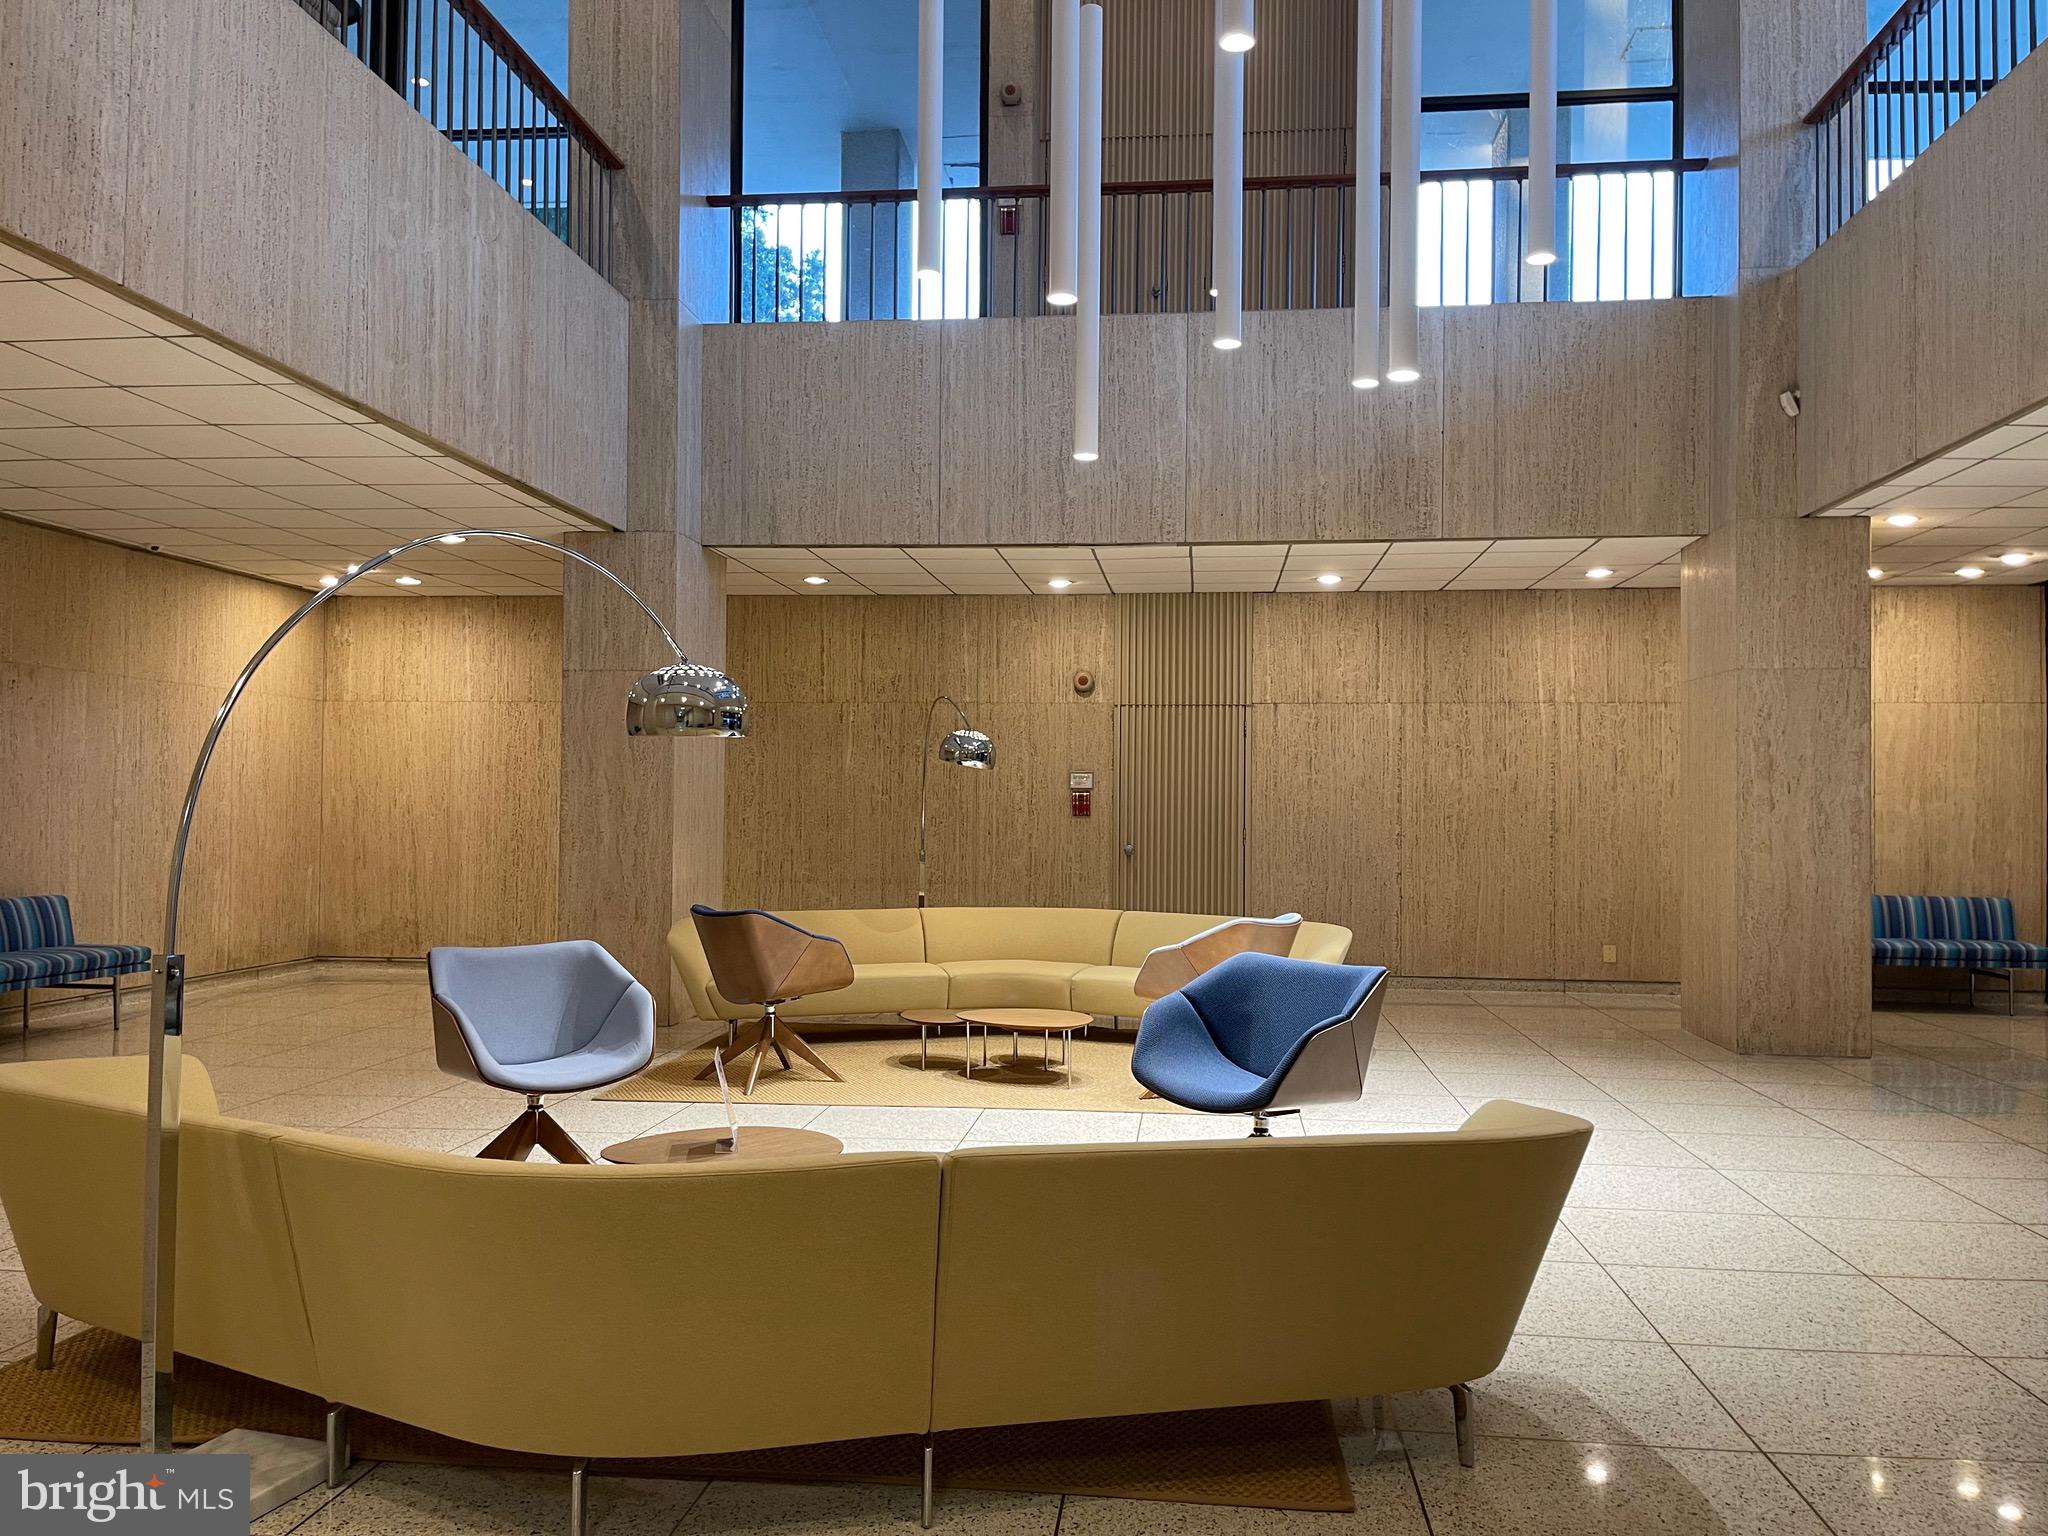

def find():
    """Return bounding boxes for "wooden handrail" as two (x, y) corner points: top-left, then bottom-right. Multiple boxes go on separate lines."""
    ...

(709, 157), (1706, 208)
(1804, 0), (1931, 123)
(442, 0), (624, 168)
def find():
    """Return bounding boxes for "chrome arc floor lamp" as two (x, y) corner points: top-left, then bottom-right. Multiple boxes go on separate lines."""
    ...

(914, 695), (994, 908)
(139, 529), (746, 1453)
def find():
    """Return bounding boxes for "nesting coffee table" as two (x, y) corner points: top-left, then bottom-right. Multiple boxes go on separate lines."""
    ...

(958, 1007), (1089, 1086)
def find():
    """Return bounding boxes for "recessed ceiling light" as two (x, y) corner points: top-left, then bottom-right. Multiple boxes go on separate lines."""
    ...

(1960, 1480), (1983, 1500)
(318, 575), (339, 588)
(1316, 573), (1344, 586)
(1584, 1462), (1610, 1485)
(394, 574), (422, 586)
(1884, 512), (1919, 527)
(802, 575), (829, 586)
(1868, 566), (1885, 580)
(1957, 566), (1986, 579)
(1586, 566), (1615, 580)
(439, 533), (466, 545)
(1997, 1503), (2023, 1523)
(1047, 577), (1074, 590)
(2000, 551), (2032, 566)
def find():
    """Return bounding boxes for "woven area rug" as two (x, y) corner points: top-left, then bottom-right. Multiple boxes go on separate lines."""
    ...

(0, 1332), (1351, 1512)
(599, 1026), (1193, 1112)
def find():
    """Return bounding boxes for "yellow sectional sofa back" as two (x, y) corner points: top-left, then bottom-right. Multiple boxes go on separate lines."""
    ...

(275, 1134), (943, 1460)
(668, 904), (1358, 1025)
(927, 1100), (1590, 1430)
(919, 906), (1120, 964)
(0, 1060), (1583, 1472)
(781, 907), (928, 964)
(0, 1058), (323, 1396)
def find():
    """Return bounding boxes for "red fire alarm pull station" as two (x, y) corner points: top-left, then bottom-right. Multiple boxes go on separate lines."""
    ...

(1070, 771), (1094, 817)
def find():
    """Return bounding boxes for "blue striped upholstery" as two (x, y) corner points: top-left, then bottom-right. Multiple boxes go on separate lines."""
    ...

(1872, 895), (2048, 969)
(0, 895), (151, 994)
(0, 895), (75, 950)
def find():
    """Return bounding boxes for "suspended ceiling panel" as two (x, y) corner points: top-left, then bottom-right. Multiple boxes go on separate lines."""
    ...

(0, 235), (602, 597)
(1816, 401), (2048, 585)
(715, 537), (1694, 595)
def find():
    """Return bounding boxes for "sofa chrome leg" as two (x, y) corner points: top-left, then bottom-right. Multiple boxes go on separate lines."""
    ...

(920, 1440), (935, 1528)
(20, 987), (28, 1036)
(111, 978), (121, 1032)
(1249, 1112), (1272, 1138)
(569, 1459), (589, 1536)
(1450, 1383), (1475, 1468)
(325, 1404), (351, 1487)
(1970, 971), (1978, 1008)
(34, 1306), (56, 1370)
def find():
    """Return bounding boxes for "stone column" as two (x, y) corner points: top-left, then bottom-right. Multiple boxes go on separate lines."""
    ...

(562, 0), (731, 1022)
(1677, 0), (1872, 1055)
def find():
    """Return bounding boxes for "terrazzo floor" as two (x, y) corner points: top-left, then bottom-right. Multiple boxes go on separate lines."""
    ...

(3, 963), (2046, 1534)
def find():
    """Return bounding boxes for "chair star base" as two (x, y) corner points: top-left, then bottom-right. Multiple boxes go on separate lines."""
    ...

(475, 1096), (593, 1164)
(695, 1002), (844, 1095)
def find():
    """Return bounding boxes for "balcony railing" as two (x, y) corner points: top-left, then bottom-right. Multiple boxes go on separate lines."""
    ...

(1807, 0), (2045, 243)
(293, 0), (622, 277)
(717, 160), (1700, 324)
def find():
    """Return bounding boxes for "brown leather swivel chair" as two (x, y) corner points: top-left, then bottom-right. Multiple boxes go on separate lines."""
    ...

(690, 904), (854, 1094)
(1133, 913), (1304, 1001)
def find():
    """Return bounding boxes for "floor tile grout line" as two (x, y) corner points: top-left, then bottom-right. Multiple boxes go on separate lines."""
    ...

(1758, 1446), (1853, 1536)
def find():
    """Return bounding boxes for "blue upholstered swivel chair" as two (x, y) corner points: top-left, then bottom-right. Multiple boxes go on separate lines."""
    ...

(429, 940), (656, 1164)
(1132, 952), (1388, 1135)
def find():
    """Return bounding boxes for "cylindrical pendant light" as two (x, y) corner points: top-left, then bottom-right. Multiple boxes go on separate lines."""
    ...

(1074, 1), (1104, 461)
(1048, 0), (1081, 307)
(1351, 0), (1384, 389)
(1385, 0), (1420, 382)
(1526, 0), (1559, 266)
(1211, 4), (1245, 352)
(1218, 0), (1256, 51)
(915, 0), (943, 279)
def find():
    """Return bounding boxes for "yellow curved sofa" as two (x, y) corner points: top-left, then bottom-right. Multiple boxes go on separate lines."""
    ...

(668, 905), (1355, 1025)
(0, 1056), (1587, 1522)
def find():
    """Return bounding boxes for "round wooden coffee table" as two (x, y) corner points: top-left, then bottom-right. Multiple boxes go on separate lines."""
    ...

(600, 1126), (843, 1164)
(899, 1009), (968, 1074)
(957, 1008), (1090, 1085)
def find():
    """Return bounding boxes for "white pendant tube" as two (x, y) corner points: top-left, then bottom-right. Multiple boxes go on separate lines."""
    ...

(1385, 0), (1420, 382)
(1526, 0), (1559, 266)
(1351, 0), (1383, 388)
(916, 0), (944, 280)
(1074, 2), (1103, 461)
(1218, 0), (1256, 50)
(1048, 0), (1081, 306)
(1211, 7), (1245, 352)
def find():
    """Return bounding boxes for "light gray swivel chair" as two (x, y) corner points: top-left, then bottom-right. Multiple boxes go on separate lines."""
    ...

(429, 940), (656, 1164)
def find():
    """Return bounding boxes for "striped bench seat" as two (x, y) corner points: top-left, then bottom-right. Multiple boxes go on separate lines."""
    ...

(1872, 895), (2046, 1013)
(0, 895), (150, 1031)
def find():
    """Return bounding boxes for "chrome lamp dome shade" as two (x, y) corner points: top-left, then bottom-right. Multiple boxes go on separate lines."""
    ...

(628, 660), (749, 738)
(938, 726), (995, 768)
